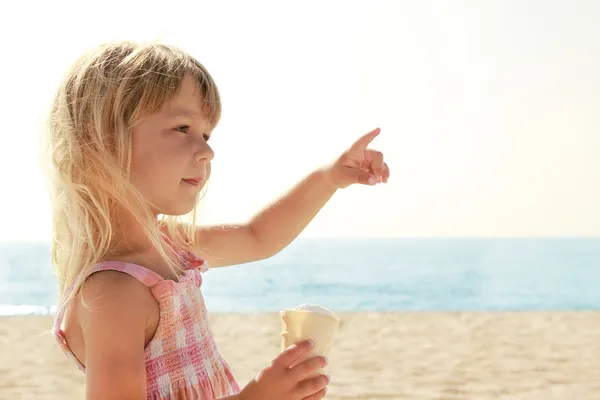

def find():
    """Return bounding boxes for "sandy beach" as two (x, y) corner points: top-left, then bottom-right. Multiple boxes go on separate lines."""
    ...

(1, 312), (599, 399)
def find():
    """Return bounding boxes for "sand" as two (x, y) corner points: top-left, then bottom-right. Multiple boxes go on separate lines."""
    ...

(1, 312), (599, 399)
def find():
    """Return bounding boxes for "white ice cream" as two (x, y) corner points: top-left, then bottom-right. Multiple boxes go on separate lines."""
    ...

(293, 304), (335, 317)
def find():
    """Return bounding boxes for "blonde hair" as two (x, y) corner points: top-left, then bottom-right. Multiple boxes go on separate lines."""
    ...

(44, 40), (221, 301)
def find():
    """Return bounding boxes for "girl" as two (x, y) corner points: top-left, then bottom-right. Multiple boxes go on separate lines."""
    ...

(47, 41), (389, 400)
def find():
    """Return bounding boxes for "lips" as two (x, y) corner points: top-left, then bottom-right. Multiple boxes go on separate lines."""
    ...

(182, 177), (203, 186)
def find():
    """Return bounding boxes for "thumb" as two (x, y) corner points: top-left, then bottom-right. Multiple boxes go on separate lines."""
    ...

(351, 168), (377, 186)
(273, 339), (314, 368)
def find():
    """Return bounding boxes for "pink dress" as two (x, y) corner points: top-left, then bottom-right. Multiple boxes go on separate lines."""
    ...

(53, 247), (240, 399)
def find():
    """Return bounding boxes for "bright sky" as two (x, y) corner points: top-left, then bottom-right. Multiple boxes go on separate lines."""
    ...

(0, 0), (598, 241)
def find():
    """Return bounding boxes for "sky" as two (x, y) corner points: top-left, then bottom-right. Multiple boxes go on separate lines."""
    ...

(0, 0), (598, 241)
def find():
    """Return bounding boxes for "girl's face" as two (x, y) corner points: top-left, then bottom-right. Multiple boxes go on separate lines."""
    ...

(130, 74), (215, 216)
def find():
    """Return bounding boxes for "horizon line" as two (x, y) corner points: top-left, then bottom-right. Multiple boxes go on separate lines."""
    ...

(2, 235), (600, 244)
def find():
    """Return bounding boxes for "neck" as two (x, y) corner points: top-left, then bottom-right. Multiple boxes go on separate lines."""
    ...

(107, 210), (159, 258)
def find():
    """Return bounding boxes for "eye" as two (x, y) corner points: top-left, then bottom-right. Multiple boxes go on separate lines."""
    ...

(203, 134), (210, 142)
(174, 125), (190, 134)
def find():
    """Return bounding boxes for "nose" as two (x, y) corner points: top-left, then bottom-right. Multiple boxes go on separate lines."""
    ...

(195, 140), (214, 163)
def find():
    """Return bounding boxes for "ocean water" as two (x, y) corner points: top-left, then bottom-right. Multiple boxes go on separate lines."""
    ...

(0, 238), (599, 315)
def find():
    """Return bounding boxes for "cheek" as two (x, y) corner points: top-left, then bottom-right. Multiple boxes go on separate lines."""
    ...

(130, 141), (185, 192)
(130, 144), (157, 185)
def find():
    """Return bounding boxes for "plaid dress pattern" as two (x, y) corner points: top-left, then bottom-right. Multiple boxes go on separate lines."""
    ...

(53, 247), (240, 399)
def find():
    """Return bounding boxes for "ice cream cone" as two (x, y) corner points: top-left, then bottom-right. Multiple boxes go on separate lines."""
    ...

(280, 304), (340, 373)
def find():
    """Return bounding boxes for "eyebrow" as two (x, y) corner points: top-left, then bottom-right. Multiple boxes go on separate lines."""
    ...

(164, 108), (204, 118)
(163, 107), (216, 130)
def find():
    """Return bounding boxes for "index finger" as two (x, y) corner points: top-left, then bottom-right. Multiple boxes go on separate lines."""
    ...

(273, 340), (314, 368)
(351, 128), (381, 151)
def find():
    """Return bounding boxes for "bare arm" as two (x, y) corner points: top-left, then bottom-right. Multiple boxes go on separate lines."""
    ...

(78, 271), (156, 400)
(191, 169), (336, 268)
(190, 128), (389, 269)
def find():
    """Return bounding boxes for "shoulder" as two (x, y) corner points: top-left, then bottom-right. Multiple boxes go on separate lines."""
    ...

(77, 269), (157, 329)
(81, 269), (154, 303)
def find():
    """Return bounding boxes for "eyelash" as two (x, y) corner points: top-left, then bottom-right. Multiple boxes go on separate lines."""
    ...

(175, 125), (210, 142)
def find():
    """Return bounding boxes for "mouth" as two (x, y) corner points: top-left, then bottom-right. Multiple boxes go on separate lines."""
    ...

(182, 177), (203, 186)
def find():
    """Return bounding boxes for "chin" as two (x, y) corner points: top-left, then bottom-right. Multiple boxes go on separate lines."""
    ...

(159, 200), (198, 217)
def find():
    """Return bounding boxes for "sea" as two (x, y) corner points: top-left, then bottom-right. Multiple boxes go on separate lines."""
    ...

(0, 238), (599, 315)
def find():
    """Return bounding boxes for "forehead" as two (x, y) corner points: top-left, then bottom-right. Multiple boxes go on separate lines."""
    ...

(161, 75), (208, 121)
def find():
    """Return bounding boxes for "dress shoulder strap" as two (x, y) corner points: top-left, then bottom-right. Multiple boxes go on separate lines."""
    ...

(85, 261), (165, 286)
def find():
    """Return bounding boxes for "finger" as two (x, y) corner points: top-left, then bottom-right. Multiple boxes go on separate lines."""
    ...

(296, 374), (330, 398)
(273, 340), (314, 368)
(382, 162), (390, 183)
(350, 168), (377, 186)
(290, 355), (328, 382)
(366, 150), (384, 182)
(303, 387), (327, 400)
(350, 128), (380, 151)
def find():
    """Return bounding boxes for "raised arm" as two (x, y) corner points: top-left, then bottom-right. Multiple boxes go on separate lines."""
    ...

(191, 168), (336, 268)
(190, 128), (389, 268)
